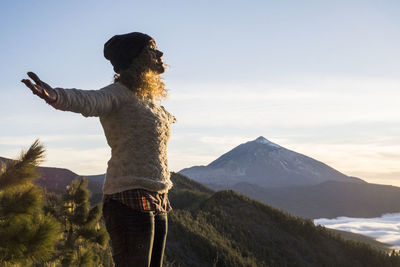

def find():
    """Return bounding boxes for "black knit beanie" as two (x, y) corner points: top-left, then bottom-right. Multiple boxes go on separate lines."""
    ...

(104, 32), (153, 73)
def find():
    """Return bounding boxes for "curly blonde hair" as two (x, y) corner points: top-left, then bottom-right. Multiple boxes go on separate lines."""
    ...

(114, 45), (168, 102)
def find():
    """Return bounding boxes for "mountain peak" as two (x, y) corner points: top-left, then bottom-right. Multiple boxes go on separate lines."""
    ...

(255, 136), (268, 142)
(254, 136), (281, 148)
(180, 135), (355, 188)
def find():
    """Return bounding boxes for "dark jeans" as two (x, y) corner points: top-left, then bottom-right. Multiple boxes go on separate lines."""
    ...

(102, 199), (168, 267)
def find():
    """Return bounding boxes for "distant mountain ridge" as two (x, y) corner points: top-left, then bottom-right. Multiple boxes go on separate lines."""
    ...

(180, 136), (365, 188)
(221, 180), (400, 219)
(0, 156), (103, 195)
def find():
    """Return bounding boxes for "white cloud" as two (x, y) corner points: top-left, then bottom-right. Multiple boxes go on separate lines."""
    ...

(314, 213), (400, 249)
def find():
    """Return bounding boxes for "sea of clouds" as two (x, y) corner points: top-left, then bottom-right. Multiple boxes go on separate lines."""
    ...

(314, 213), (400, 249)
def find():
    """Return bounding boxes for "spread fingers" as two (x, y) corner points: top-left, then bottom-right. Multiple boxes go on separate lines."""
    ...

(21, 79), (42, 95)
(27, 72), (42, 85)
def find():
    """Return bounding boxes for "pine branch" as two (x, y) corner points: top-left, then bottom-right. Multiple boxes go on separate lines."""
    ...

(26, 215), (61, 263)
(74, 178), (90, 205)
(0, 139), (45, 189)
(86, 205), (102, 226)
(19, 139), (45, 167)
(0, 185), (42, 217)
(95, 226), (109, 247)
(0, 140), (62, 265)
(78, 249), (94, 267)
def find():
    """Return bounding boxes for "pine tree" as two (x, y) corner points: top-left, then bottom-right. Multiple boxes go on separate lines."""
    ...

(0, 140), (61, 265)
(57, 177), (110, 267)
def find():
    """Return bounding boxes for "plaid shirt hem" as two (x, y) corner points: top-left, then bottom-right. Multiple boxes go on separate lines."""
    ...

(103, 188), (172, 213)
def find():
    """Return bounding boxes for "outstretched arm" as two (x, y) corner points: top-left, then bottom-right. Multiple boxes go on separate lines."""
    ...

(21, 72), (129, 117)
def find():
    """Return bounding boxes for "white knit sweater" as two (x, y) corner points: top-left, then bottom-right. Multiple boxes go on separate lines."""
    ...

(50, 82), (176, 194)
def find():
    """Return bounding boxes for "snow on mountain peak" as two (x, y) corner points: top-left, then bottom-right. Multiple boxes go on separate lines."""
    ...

(254, 136), (281, 148)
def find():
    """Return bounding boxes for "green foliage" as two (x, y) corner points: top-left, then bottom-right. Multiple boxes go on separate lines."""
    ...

(0, 140), (61, 265)
(0, 141), (113, 266)
(51, 177), (110, 266)
(169, 189), (211, 210)
(0, 185), (41, 215)
(0, 140), (45, 189)
(168, 172), (215, 210)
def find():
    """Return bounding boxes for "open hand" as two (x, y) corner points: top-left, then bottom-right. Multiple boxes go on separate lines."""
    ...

(21, 72), (57, 104)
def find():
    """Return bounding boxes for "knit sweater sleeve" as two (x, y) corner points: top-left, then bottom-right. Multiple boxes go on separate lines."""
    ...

(49, 83), (129, 117)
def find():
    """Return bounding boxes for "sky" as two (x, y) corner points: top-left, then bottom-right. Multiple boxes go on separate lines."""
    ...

(1, 1), (399, 186)
(315, 213), (400, 250)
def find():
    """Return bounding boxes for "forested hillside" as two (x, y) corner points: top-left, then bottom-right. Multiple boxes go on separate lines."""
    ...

(165, 173), (400, 267)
